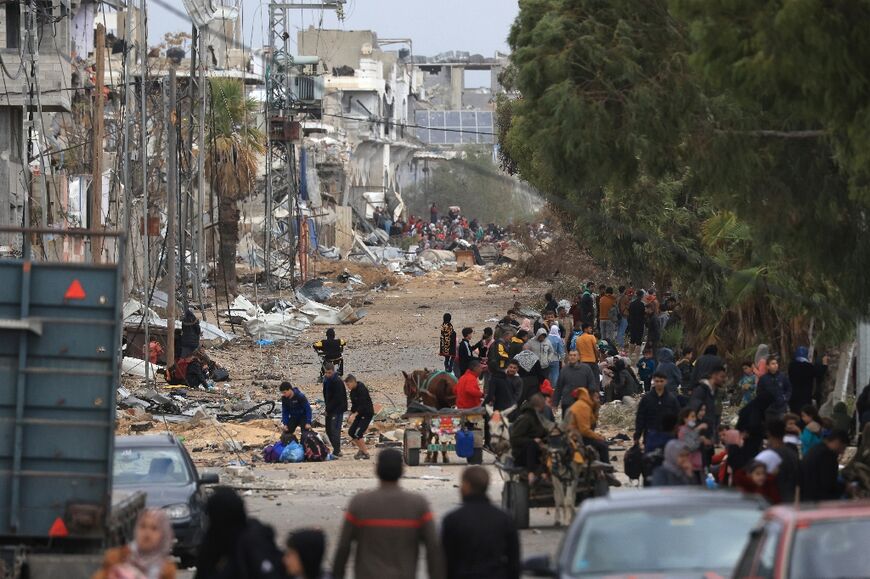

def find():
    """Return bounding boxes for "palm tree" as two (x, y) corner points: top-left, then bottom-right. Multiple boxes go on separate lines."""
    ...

(205, 78), (265, 296)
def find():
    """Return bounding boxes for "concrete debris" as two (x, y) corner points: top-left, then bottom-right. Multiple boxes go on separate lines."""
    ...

(298, 298), (365, 325)
(245, 313), (311, 342)
(124, 300), (234, 345)
(298, 279), (333, 303)
(318, 246), (341, 260)
(418, 249), (456, 265)
(336, 270), (363, 285)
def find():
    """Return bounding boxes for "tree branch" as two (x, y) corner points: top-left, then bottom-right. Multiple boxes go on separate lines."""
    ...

(717, 129), (826, 138)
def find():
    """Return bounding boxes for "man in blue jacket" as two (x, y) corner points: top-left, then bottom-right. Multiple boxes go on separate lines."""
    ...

(280, 381), (312, 435)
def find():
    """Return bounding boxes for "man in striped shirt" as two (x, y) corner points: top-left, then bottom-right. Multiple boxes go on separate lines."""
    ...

(333, 449), (445, 579)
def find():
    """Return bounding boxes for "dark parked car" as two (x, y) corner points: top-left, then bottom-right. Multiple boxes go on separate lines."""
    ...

(733, 500), (870, 578)
(113, 434), (219, 566)
(524, 489), (766, 578)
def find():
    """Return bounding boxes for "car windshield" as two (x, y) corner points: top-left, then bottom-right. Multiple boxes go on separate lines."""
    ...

(789, 518), (870, 579)
(113, 446), (192, 485)
(569, 505), (762, 575)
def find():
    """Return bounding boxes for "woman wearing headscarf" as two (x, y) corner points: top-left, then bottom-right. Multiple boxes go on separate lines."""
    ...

(93, 509), (176, 579)
(650, 440), (694, 487)
(284, 529), (329, 579)
(180, 308), (202, 357)
(195, 487), (284, 579)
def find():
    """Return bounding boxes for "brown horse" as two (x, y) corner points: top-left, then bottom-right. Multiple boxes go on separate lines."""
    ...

(402, 369), (457, 463)
(402, 369), (457, 409)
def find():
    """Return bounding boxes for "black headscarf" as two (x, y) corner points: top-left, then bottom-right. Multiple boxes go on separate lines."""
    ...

(286, 529), (326, 579)
(195, 486), (247, 579)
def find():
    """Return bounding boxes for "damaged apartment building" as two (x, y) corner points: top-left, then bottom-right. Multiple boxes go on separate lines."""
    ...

(289, 27), (508, 256)
(0, 0), (74, 249)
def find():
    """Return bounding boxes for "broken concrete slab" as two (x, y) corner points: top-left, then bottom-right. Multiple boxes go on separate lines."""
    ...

(298, 298), (365, 325)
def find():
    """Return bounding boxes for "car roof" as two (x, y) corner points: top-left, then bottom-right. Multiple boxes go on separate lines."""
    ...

(581, 488), (768, 513)
(115, 433), (181, 448)
(767, 500), (870, 523)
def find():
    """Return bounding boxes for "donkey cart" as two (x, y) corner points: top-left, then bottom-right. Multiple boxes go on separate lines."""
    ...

(496, 433), (615, 529)
(401, 407), (486, 466)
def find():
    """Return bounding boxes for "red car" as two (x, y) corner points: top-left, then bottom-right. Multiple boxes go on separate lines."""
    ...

(733, 501), (870, 579)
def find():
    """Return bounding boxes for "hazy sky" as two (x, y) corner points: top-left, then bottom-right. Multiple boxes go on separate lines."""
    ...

(148, 0), (519, 57)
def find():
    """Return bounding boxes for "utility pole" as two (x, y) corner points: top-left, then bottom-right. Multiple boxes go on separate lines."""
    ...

(91, 24), (106, 263)
(266, 1), (346, 288)
(165, 68), (178, 369)
(184, 24), (199, 310)
(141, 0), (151, 386)
(123, 1), (136, 294)
(196, 28), (207, 305)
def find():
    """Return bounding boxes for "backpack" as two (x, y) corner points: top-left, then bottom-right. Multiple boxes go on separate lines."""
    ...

(301, 430), (329, 462)
(212, 366), (230, 382)
(624, 443), (643, 480)
(455, 429), (475, 458)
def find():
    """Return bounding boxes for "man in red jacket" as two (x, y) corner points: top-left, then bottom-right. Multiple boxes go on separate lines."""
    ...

(456, 360), (484, 409)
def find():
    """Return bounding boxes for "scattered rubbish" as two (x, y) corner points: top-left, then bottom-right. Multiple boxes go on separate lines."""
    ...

(298, 278), (333, 303)
(298, 298), (365, 325)
(336, 270), (363, 285)
(317, 246), (341, 260)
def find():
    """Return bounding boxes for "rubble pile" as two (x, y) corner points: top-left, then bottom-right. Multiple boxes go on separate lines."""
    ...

(598, 397), (640, 433)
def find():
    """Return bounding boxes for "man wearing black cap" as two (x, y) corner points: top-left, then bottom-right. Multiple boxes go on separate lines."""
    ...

(333, 449), (445, 579)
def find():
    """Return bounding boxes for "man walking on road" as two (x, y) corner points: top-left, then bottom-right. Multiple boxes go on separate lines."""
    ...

(553, 350), (596, 417)
(441, 466), (520, 579)
(634, 372), (680, 450)
(333, 449), (444, 579)
(322, 362), (347, 457)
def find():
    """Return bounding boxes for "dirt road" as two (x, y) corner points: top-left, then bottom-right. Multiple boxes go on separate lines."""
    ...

(206, 266), (544, 411)
(172, 265), (567, 576)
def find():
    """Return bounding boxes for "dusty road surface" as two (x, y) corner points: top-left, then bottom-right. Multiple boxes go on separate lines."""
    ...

(163, 265), (583, 577)
(205, 265), (544, 409)
(176, 459), (567, 578)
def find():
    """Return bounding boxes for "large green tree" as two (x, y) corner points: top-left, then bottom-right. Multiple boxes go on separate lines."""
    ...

(499, 0), (866, 355)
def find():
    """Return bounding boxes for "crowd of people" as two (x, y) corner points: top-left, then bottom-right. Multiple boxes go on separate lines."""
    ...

(95, 453), (519, 579)
(438, 283), (870, 501)
(107, 282), (869, 579)
(370, 203), (511, 251)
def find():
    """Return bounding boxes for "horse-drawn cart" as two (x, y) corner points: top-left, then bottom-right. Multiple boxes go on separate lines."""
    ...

(401, 407), (486, 466)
